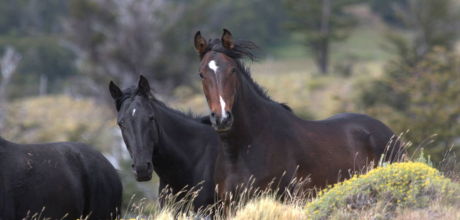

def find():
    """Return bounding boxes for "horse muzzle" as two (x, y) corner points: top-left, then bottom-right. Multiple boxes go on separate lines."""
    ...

(131, 162), (153, 182)
(210, 111), (233, 132)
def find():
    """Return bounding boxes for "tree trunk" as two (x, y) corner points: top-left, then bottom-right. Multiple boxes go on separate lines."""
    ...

(311, 39), (329, 74)
(318, 0), (330, 74)
(320, 38), (329, 74)
(0, 47), (21, 135)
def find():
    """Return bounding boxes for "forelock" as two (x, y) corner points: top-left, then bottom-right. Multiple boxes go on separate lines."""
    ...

(199, 38), (260, 61)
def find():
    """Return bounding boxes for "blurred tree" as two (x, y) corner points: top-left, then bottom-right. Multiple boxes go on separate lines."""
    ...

(64, 0), (211, 101)
(215, 0), (288, 49)
(0, 0), (68, 35)
(284, 0), (361, 74)
(359, 0), (460, 161)
(360, 48), (460, 161)
(370, 0), (408, 27)
(0, 0), (77, 99)
(0, 46), (21, 135)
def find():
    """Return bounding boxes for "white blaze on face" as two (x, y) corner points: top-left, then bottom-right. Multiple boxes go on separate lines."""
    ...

(219, 96), (228, 120)
(132, 109), (136, 116)
(208, 60), (218, 75)
(209, 60), (227, 120)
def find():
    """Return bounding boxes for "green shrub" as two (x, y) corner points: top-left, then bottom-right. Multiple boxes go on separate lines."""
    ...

(306, 161), (460, 219)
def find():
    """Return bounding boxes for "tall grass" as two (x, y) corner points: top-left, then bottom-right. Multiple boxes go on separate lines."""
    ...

(126, 135), (460, 220)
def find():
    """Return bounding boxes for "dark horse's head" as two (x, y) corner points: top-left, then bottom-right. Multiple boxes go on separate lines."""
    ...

(194, 29), (260, 132)
(109, 76), (157, 181)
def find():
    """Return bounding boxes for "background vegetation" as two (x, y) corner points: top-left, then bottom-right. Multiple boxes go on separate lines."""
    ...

(1, 0), (459, 216)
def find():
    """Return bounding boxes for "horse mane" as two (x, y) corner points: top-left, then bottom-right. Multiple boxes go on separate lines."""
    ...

(114, 86), (208, 123)
(199, 38), (293, 113)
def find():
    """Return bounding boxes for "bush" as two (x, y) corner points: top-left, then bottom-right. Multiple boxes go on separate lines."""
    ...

(305, 160), (460, 219)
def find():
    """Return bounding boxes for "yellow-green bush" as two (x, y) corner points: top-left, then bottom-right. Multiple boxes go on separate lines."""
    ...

(306, 161), (460, 219)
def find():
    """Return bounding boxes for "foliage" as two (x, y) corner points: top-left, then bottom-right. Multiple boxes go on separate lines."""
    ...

(359, 0), (460, 161)
(215, 0), (288, 49)
(360, 48), (460, 160)
(4, 37), (76, 98)
(397, 0), (460, 57)
(306, 160), (460, 219)
(0, 0), (67, 36)
(284, 0), (361, 73)
(0, 0), (77, 99)
(370, 0), (408, 27)
(64, 0), (213, 98)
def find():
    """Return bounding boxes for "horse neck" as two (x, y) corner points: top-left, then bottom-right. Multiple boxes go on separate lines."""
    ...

(218, 74), (274, 159)
(152, 103), (209, 173)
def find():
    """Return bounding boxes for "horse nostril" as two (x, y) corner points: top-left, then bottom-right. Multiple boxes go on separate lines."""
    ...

(226, 111), (232, 119)
(210, 112), (217, 124)
(130, 164), (137, 174)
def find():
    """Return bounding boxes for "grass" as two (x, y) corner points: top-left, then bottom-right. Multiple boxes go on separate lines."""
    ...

(123, 143), (460, 220)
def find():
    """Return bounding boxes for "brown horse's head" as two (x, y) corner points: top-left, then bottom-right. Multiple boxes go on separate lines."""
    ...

(194, 29), (239, 132)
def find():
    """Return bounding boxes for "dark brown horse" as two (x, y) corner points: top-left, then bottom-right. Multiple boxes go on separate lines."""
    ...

(193, 29), (404, 208)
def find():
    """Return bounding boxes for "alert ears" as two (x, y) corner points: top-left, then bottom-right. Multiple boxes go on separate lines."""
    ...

(194, 31), (207, 54)
(194, 28), (234, 53)
(221, 29), (234, 50)
(109, 81), (122, 100)
(138, 75), (151, 96)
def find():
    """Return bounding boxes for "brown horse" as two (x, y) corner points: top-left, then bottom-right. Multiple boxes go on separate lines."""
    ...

(193, 29), (404, 210)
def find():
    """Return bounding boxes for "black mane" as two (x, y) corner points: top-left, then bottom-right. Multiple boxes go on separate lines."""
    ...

(199, 38), (293, 113)
(114, 86), (209, 122)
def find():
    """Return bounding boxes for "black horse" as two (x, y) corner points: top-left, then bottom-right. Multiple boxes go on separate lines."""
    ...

(109, 76), (219, 212)
(193, 29), (405, 213)
(0, 137), (122, 219)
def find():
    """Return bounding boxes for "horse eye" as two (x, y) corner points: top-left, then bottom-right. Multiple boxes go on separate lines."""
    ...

(149, 115), (155, 121)
(232, 68), (236, 74)
(199, 73), (204, 78)
(117, 120), (123, 126)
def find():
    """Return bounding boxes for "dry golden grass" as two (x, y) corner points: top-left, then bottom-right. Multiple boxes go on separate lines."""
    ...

(231, 197), (307, 220)
(329, 200), (460, 220)
(4, 95), (116, 150)
(129, 152), (460, 220)
(395, 204), (460, 220)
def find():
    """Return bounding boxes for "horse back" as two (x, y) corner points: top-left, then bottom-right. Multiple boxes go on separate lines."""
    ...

(288, 113), (403, 188)
(0, 140), (121, 219)
(320, 113), (404, 162)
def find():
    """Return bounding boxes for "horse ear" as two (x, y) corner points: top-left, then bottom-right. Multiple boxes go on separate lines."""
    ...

(109, 81), (123, 100)
(221, 29), (234, 50)
(138, 75), (151, 96)
(194, 31), (207, 54)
